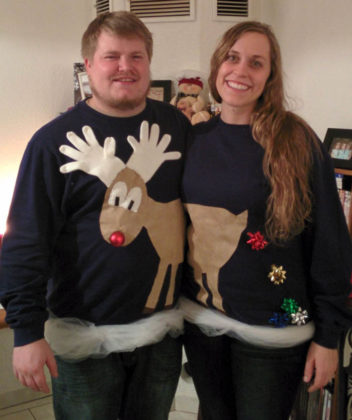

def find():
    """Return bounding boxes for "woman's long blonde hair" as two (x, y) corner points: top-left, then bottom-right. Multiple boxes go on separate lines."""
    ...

(208, 21), (320, 243)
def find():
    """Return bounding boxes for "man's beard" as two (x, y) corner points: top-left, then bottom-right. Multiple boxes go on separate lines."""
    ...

(89, 83), (149, 112)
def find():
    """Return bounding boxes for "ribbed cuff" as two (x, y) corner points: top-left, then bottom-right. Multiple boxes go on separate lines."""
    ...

(13, 325), (45, 347)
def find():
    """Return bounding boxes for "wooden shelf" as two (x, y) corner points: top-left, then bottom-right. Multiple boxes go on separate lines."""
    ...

(335, 168), (352, 176)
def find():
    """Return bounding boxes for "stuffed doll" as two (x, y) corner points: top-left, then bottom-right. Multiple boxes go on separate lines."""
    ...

(170, 77), (211, 125)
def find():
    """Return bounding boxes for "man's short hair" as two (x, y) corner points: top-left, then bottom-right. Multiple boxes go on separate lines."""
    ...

(81, 11), (153, 61)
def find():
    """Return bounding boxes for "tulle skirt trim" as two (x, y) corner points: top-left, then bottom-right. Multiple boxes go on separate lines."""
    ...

(45, 306), (184, 361)
(179, 297), (315, 348)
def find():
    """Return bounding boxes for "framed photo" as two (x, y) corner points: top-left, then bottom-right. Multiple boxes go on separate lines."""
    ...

(323, 128), (352, 170)
(148, 80), (172, 103)
(77, 72), (92, 100)
(73, 63), (92, 104)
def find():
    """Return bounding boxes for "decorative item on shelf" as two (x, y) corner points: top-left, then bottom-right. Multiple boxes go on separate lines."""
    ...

(170, 70), (211, 125)
(147, 80), (172, 103)
(323, 128), (352, 170)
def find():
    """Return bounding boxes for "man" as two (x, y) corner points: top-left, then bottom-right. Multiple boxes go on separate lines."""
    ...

(0, 11), (190, 420)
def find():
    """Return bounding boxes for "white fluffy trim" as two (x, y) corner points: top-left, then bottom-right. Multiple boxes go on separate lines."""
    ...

(179, 297), (315, 349)
(45, 307), (184, 361)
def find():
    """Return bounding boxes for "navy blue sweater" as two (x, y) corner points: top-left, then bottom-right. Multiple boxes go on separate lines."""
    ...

(182, 116), (352, 348)
(0, 99), (191, 346)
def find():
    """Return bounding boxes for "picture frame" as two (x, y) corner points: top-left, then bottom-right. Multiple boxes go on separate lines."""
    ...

(77, 72), (92, 100)
(148, 80), (172, 103)
(323, 128), (352, 170)
(73, 63), (92, 104)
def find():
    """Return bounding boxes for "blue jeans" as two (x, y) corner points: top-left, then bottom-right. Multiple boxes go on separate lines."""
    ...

(183, 322), (309, 420)
(52, 334), (182, 420)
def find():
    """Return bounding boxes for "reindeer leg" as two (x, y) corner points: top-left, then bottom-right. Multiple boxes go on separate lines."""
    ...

(192, 266), (224, 312)
(144, 261), (167, 312)
(205, 269), (224, 313)
(164, 263), (180, 308)
(194, 271), (211, 308)
(195, 275), (206, 306)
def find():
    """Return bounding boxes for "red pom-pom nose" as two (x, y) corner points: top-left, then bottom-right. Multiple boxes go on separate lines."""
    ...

(109, 231), (125, 247)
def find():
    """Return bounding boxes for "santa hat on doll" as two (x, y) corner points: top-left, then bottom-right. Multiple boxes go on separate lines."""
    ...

(178, 76), (203, 88)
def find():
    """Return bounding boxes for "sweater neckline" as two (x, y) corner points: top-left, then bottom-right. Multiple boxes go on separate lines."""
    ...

(218, 115), (250, 129)
(78, 99), (150, 123)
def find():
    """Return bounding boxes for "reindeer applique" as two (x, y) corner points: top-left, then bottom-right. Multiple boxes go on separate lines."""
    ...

(59, 121), (185, 312)
(185, 203), (248, 313)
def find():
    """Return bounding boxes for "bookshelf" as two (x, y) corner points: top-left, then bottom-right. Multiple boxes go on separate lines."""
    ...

(290, 163), (352, 420)
(334, 164), (352, 420)
(335, 167), (352, 237)
(323, 127), (352, 238)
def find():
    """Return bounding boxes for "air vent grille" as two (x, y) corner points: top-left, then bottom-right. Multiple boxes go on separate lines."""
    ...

(129, 0), (192, 19)
(95, 0), (111, 15)
(216, 0), (248, 17)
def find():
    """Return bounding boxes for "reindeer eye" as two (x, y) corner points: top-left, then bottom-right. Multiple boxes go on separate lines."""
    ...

(108, 182), (127, 206)
(107, 183), (142, 212)
(124, 187), (142, 212)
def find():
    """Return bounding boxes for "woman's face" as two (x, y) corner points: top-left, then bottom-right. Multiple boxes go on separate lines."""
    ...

(216, 31), (271, 123)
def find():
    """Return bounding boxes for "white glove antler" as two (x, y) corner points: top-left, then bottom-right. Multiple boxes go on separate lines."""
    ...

(127, 121), (181, 183)
(59, 121), (180, 186)
(59, 126), (125, 187)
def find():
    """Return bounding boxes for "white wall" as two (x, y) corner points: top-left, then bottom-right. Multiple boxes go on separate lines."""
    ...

(261, 0), (352, 140)
(0, 0), (91, 232)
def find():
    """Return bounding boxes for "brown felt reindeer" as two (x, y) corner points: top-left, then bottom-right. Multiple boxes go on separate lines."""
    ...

(59, 121), (185, 312)
(185, 203), (248, 312)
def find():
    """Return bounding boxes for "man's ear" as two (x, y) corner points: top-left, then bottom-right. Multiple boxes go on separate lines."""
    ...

(84, 57), (91, 73)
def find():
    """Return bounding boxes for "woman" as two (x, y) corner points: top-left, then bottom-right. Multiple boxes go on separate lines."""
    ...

(181, 21), (352, 419)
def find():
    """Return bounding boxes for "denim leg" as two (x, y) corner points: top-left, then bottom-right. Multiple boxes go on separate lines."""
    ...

(230, 339), (309, 420)
(183, 322), (236, 420)
(183, 322), (309, 420)
(52, 354), (125, 420)
(121, 334), (182, 420)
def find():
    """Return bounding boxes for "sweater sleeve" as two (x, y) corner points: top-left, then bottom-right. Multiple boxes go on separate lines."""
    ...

(0, 131), (65, 346)
(306, 142), (352, 348)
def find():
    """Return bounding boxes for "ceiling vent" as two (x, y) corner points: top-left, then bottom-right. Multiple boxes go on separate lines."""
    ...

(213, 0), (249, 21)
(95, 0), (111, 15)
(126, 0), (195, 22)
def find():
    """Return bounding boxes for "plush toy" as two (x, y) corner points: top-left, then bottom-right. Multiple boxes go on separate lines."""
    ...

(170, 77), (211, 125)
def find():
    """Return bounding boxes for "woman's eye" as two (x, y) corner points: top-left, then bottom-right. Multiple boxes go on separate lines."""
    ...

(227, 54), (238, 62)
(252, 60), (263, 68)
